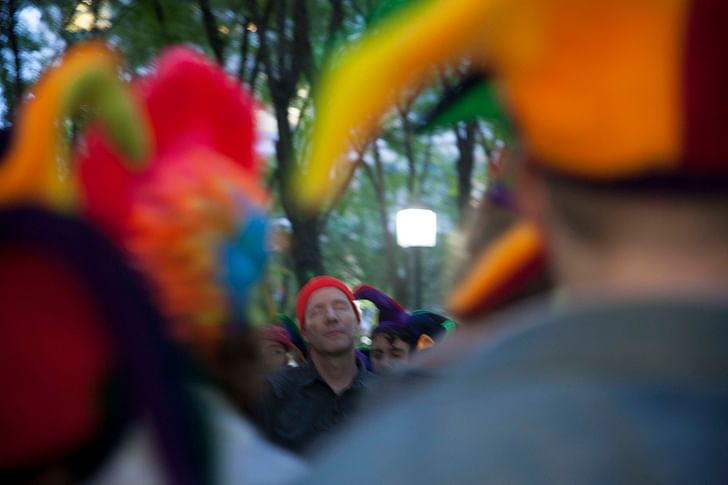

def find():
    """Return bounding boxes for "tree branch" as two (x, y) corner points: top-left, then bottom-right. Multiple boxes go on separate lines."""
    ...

(237, 15), (250, 82)
(6, 0), (22, 118)
(247, 0), (274, 91)
(418, 134), (434, 195)
(321, 146), (368, 226)
(151, 0), (170, 43)
(327, 0), (344, 42)
(291, 0), (313, 92)
(197, 0), (225, 65)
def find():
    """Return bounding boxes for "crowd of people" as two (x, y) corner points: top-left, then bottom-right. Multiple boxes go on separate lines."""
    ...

(2, 0), (728, 483)
(253, 277), (455, 456)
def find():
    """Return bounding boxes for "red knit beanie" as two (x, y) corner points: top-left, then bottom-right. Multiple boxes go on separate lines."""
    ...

(295, 276), (359, 329)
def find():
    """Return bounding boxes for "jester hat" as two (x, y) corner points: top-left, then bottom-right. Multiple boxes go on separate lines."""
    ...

(354, 285), (409, 327)
(355, 285), (454, 349)
(0, 44), (209, 483)
(294, 0), (728, 318)
(261, 324), (294, 352)
(277, 313), (308, 357)
(78, 47), (268, 352)
(354, 285), (414, 345)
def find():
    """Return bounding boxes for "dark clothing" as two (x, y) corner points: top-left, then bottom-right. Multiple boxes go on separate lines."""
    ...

(260, 358), (375, 454)
(301, 298), (728, 484)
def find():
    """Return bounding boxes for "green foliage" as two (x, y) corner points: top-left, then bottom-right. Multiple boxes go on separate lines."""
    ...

(1, 0), (503, 312)
(366, 0), (419, 26)
(419, 79), (514, 142)
(104, 1), (209, 70)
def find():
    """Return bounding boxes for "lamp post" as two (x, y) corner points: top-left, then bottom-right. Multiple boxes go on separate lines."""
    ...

(396, 208), (437, 308)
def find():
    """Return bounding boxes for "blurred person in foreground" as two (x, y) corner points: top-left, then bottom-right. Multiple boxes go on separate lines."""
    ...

(290, 0), (728, 483)
(0, 42), (304, 484)
(258, 276), (375, 455)
(410, 155), (554, 371)
(76, 45), (306, 484)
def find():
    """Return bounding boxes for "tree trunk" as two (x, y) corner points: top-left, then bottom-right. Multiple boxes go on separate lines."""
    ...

(263, 0), (326, 289)
(288, 213), (325, 285)
(197, 0), (225, 65)
(272, 86), (325, 288)
(363, 140), (407, 302)
(0, 0), (22, 125)
(328, 0), (344, 35)
(399, 108), (417, 203)
(237, 16), (250, 82)
(151, 0), (170, 44)
(455, 120), (478, 225)
(245, 0), (274, 93)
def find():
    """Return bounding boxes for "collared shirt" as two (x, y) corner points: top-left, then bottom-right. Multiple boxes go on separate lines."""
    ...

(259, 357), (375, 454)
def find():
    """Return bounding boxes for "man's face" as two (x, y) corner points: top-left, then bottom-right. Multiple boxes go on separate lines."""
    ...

(371, 334), (410, 373)
(303, 287), (359, 356)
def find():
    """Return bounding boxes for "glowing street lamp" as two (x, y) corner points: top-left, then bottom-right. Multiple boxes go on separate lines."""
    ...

(396, 208), (437, 308)
(396, 208), (437, 248)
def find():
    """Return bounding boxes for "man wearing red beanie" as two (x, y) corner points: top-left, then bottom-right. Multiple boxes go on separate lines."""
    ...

(258, 276), (374, 454)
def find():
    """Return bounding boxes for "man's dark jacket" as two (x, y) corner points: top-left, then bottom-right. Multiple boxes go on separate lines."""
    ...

(259, 357), (374, 454)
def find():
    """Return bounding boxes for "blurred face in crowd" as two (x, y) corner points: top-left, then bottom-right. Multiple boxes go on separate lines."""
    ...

(303, 287), (359, 356)
(371, 333), (410, 373)
(260, 340), (288, 374)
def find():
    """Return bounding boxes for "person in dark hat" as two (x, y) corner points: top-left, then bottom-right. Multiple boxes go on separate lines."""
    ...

(354, 285), (414, 374)
(291, 0), (728, 483)
(257, 276), (375, 454)
(355, 285), (454, 373)
(369, 323), (415, 374)
(259, 325), (295, 375)
(406, 310), (455, 350)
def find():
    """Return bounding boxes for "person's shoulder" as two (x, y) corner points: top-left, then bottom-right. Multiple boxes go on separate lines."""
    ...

(297, 367), (611, 485)
(200, 385), (309, 484)
(360, 367), (377, 384)
(266, 364), (312, 397)
(300, 300), (728, 484)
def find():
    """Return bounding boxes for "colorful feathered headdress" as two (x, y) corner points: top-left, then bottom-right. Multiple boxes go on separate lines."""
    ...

(0, 43), (210, 483)
(78, 47), (269, 352)
(293, 0), (728, 318)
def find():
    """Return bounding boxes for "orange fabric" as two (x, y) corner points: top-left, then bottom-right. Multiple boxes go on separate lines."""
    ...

(294, 0), (701, 319)
(447, 222), (544, 316)
(126, 148), (266, 332)
(0, 42), (148, 210)
(494, 0), (688, 177)
(297, 0), (693, 209)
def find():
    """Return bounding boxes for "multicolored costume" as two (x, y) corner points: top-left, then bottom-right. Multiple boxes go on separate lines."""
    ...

(0, 42), (303, 484)
(293, 0), (728, 318)
(294, 2), (728, 484)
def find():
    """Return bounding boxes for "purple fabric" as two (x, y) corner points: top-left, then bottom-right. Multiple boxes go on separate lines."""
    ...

(354, 285), (409, 325)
